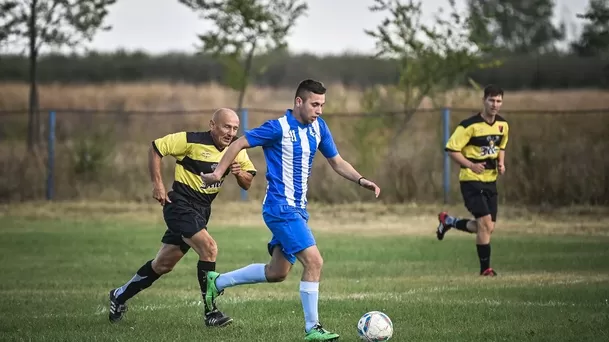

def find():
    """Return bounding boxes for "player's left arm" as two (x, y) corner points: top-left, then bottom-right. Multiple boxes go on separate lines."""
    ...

(326, 154), (380, 198)
(320, 123), (381, 198)
(498, 124), (509, 174)
(232, 149), (257, 190)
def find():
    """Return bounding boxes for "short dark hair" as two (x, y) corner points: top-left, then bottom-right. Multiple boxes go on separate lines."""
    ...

(295, 79), (326, 101)
(484, 84), (504, 99)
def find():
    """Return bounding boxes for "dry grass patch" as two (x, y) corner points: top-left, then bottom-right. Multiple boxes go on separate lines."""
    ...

(1, 201), (608, 237)
(2, 82), (609, 112)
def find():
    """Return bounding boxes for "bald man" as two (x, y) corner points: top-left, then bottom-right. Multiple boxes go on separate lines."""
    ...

(108, 108), (257, 327)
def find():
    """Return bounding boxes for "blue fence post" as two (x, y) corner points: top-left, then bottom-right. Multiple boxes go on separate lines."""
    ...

(46, 111), (56, 201)
(239, 108), (248, 201)
(442, 107), (451, 204)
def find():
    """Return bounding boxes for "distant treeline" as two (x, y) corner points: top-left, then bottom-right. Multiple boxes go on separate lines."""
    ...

(0, 51), (608, 89)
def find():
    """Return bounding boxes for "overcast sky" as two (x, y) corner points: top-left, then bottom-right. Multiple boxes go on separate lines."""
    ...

(3, 0), (591, 55)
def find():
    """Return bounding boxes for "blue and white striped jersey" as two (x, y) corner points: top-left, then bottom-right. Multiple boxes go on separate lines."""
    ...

(244, 109), (338, 208)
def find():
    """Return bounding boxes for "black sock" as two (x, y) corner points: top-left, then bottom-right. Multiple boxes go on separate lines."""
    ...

(476, 244), (491, 273)
(197, 260), (216, 314)
(455, 219), (471, 232)
(114, 260), (161, 304)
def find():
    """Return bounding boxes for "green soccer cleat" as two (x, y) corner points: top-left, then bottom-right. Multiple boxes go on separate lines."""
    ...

(205, 271), (221, 313)
(304, 324), (340, 341)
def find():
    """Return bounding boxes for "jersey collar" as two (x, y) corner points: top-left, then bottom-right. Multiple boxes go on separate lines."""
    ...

(286, 109), (310, 128)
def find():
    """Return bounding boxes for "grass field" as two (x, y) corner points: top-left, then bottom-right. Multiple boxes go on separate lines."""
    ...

(1, 202), (609, 342)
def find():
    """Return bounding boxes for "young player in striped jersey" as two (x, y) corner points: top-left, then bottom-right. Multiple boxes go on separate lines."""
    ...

(200, 79), (381, 341)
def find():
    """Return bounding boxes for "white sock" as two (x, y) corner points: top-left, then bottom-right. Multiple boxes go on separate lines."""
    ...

(300, 281), (319, 332)
(215, 263), (267, 292)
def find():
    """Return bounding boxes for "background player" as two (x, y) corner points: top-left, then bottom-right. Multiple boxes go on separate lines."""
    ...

(200, 79), (381, 341)
(108, 108), (256, 326)
(436, 84), (509, 276)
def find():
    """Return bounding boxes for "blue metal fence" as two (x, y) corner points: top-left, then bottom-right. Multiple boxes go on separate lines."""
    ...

(37, 107), (456, 203)
(46, 111), (56, 201)
(2, 106), (605, 205)
(442, 108), (451, 205)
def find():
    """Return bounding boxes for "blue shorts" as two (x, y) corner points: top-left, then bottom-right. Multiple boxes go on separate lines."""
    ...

(263, 204), (315, 265)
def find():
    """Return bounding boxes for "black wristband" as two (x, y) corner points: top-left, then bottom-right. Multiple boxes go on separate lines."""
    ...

(357, 177), (365, 186)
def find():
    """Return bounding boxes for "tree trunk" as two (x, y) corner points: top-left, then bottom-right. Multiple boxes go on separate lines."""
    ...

(27, 0), (39, 151)
(236, 42), (256, 113)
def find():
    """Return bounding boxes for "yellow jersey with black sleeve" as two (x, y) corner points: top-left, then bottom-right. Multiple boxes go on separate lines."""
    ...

(445, 113), (509, 183)
(152, 131), (256, 206)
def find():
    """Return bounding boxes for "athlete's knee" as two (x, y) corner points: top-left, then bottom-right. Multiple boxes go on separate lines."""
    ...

(266, 246), (293, 282)
(203, 237), (218, 257)
(309, 254), (324, 271)
(152, 248), (183, 275)
(151, 258), (176, 275)
(185, 230), (218, 259)
(476, 216), (493, 234)
(265, 264), (290, 282)
(299, 248), (324, 273)
(488, 222), (496, 234)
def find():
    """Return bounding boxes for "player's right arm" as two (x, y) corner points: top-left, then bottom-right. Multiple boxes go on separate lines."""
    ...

(149, 132), (189, 205)
(200, 120), (282, 185)
(445, 125), (485, 174)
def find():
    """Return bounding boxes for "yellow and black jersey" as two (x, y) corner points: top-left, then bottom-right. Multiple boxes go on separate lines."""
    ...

(152, 131), (256, 206)
(445, 113), (509, 183)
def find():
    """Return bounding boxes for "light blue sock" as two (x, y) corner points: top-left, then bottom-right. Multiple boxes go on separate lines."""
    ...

(215, 263), (267, 292)
(300, 281), (319, 333)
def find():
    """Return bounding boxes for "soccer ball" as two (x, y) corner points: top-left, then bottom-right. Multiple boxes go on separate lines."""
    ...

(357, 311), (393, 341)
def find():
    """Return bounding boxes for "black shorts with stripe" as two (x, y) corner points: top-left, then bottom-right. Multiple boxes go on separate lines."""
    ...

(161, 191), (211, 254)
(460, 181), (498, 222)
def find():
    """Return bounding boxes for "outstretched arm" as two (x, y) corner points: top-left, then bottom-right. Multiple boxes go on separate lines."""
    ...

(326, 154), (381, 198)
(201, 136), (251, 185)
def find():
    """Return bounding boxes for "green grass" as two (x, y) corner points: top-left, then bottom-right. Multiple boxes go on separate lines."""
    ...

(1, 215), (609, 342)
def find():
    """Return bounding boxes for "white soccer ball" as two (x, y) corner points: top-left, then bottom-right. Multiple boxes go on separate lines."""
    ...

(357, 311), (393, 341)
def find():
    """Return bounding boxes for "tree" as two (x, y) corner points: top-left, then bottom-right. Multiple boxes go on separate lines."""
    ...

(571, 0), (609, 56)
(356, 0), (491, 196)
(0, 2), (18, 49)
(365, 0), (487, 141)
(467, 0), (565, 55)
(179, 0), (307, 115)
(0, 0), (115, 150)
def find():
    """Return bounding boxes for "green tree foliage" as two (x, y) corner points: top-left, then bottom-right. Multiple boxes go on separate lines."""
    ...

(0, 2), (18, 48)
(571, 0), (609, 56)
(364, 0), (486, 141)
(0, 51), (607, 92)
(0, 0), (115, 150)
(178, 0), (307, 113)
(467, 0), (565, 55)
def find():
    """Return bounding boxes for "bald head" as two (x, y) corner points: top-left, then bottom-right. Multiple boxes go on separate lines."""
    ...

(212, 108), (239, 124)
(210, 108), (240, 149)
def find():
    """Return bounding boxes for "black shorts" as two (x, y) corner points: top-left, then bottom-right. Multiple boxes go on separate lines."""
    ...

(460, 181), (498, 222)
(161, 191), (211, 254)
